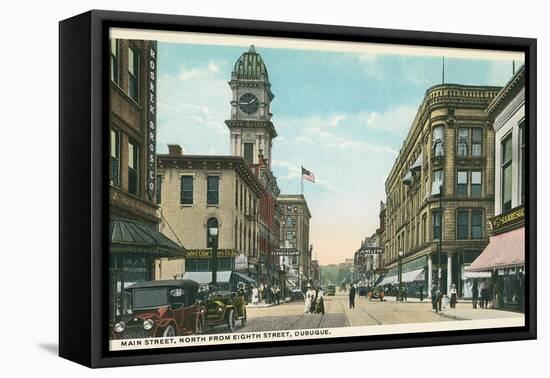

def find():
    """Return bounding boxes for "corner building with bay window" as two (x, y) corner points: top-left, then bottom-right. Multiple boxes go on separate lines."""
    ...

(380, 84), (500, 299)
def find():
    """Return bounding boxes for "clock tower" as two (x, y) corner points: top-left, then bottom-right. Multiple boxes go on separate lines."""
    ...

(226, 45), (277, 168)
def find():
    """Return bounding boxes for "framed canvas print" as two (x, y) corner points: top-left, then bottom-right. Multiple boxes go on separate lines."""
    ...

(59, 10), (536, 368)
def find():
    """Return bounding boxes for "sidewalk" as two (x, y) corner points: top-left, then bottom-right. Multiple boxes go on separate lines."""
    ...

(381, 296), (469, 304)
(435, 305), (524, 321)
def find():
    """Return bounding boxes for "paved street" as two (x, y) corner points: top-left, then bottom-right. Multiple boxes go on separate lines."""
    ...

(202, 291), (523, 334)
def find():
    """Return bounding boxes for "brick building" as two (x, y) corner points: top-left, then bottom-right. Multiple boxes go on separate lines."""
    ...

(109, 38), (183, 322)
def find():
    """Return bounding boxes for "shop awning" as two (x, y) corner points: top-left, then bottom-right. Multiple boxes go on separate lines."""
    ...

(232, 271), (256, 284)
(110, 218), (184, 257)
(378, 275), (398, 286)
(467, 227), (525, 272)
(182, 271), (232, 284)
(401, 268), (425, 283)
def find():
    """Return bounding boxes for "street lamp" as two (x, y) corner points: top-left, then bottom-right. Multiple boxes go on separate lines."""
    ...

(398, 250), (404, 301)
(209, 225), (219, 286)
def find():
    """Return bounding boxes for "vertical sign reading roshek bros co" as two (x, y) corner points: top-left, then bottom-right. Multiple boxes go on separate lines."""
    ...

(147, 41), (157, 200)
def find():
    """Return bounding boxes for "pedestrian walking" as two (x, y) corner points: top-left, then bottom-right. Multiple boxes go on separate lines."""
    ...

(275, 286), (281, 305)
(450, 284), (457, 309)
(349, 284), (356, 309)
(304, 285), (315, 314)
(251, 285), (259, 305)
(479, 281), (486, 309)
(431, 283), (438, 312)
(315, 287), (325, 314)
(472, 280), (479, 309)
(419, 285), (424, 301)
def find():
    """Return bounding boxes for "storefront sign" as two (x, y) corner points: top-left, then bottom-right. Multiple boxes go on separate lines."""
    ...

(272, 248), (300, 256)
(359, 247), (383, 255)
(235, 254), (248, 270)
(186, 249), (237, 258)
(491, 205), (525, 234)
(146, 41), (157, 201)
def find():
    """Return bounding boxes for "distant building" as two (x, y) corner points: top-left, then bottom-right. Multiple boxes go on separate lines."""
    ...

(380, 84), (501, 298)
(277, 194), (312, 289)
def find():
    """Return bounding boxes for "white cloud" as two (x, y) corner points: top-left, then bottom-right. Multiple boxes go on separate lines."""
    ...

(157, 61), (231, 154)
(363, 105), (418, 137)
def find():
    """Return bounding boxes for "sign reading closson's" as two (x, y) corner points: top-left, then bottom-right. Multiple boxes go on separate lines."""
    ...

(147, 41), (157, 201)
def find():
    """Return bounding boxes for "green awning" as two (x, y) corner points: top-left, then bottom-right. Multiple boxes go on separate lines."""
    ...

(110, 218), (184, 257)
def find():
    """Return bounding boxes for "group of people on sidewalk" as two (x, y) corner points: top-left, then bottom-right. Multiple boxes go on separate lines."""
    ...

(430, 282), (458, 312)
(470, 279), (491, 309)
(304, 284), (325, 314)
(250, 283), (282, 306)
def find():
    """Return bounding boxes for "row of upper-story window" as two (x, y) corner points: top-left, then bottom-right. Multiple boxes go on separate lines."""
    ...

(155, 174), (220, 206)
(110, 39), (140, 103)
(155, 174), (260, 214)
(385, 208), (485, 261)
(432, 125), (484, 158)
(110, 128), (140, 196)
(387, 167), (486, 232)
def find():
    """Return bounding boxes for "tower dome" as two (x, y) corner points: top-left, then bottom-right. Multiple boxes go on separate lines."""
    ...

(233, 45), (269, 79)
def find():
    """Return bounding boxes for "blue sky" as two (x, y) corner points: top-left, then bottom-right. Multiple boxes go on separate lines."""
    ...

(157, 41), (522, 264)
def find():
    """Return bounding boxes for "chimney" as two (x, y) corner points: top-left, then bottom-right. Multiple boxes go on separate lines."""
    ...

(168, 144), (182, 156)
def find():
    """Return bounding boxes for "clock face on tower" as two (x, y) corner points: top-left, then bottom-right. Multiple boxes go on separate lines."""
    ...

(238, 93), (259, 115)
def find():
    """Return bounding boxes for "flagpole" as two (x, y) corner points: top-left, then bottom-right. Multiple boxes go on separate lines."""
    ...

(301, 166), (304, 195)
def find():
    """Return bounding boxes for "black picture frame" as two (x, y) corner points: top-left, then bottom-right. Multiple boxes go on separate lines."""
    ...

(59, 9), (537, 368)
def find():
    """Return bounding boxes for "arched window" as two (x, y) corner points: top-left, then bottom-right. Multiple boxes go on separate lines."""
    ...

(206, 217), (218, 248)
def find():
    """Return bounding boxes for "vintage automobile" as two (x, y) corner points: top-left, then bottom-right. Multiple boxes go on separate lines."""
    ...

(289, 288), (305, 301)
(368, 287), (386, 301)
(110, 280), (205, 339)
(358, 286), (369, 297)
(203, 290), (247, 332)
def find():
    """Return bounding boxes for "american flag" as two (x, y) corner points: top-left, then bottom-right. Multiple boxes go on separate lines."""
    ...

(302, 167), (315, 183)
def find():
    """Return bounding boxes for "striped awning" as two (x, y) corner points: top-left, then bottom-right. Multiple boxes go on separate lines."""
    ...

(467, 227), (525, 272)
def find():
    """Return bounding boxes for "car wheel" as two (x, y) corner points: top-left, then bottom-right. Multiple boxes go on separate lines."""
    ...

(227, 309), (236, 332)
(241, 308), (247, 327)
(161, 324), (176, 337)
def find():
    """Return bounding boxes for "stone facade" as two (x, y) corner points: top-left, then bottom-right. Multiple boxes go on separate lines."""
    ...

(381, 84), (501, 298)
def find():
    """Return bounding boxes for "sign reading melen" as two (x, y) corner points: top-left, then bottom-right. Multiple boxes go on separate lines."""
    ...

(146, 42), (157, 201)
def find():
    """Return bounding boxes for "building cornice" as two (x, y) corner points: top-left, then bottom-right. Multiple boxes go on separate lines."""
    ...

(157, 154), (266, 198)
